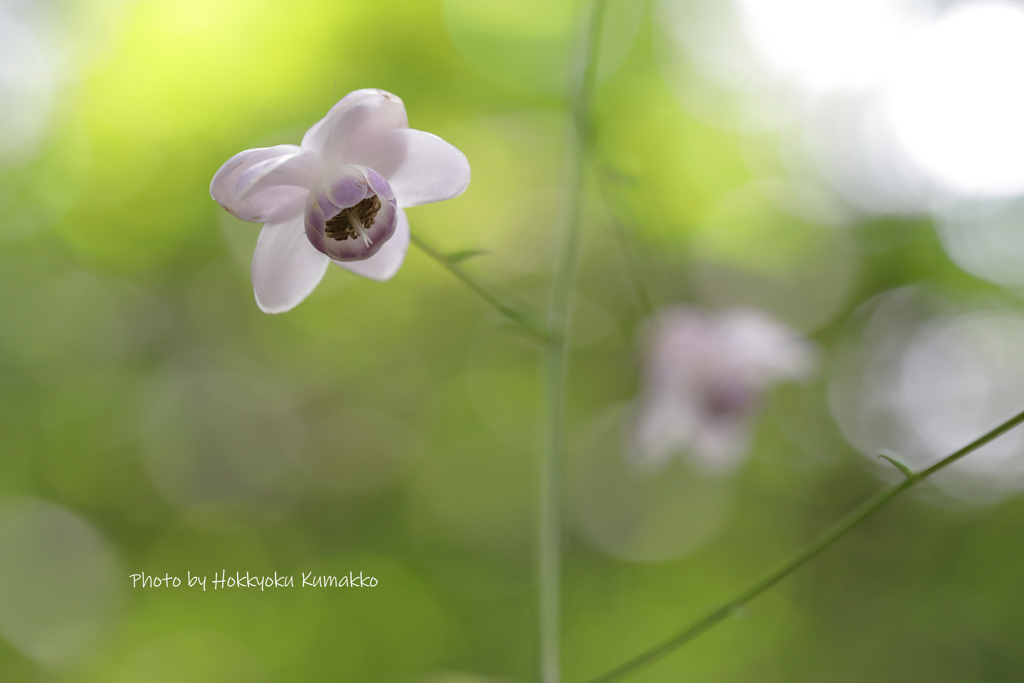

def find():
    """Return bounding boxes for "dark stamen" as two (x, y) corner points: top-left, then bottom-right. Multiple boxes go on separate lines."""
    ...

(325, 195), (382, 241)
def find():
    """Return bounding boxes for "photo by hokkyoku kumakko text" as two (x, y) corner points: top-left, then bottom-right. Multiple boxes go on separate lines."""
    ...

(3, 1), (1024, 682)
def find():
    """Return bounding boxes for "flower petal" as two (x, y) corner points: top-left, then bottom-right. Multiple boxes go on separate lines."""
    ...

(716, 308), (818, 383)
(235, 148), (322, 199)
(690, 416), (753, 476)
(310, 165), (375, 219)
(629, 393), (696, 472)
(301, 89), (408, 166)
(211, 145), (316, 223)
(335, 207), (410, 281)
(353, 129), (471, 208)
(251, 214), (329, 314)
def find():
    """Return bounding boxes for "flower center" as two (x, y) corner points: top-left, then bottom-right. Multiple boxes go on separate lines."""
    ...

(325, 195), (381, 247)
(702, 379), (756, 419)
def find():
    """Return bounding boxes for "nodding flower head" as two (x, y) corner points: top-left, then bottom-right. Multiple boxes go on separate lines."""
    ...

(630, 307), (816, 475)
(210, 89), (470, 313)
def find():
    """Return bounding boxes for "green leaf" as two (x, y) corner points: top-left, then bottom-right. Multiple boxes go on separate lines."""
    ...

(877, 451), (917, 481)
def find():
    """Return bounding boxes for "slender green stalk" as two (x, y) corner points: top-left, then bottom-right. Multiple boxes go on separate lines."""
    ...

(583, 406), (1024, 683)
(410, 232), (546, 337)
(541, 2), (610, 682)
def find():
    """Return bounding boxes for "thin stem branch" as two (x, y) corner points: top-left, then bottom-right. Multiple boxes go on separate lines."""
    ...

(604, 212), (657, 318)
(593, 168), (660, 319)
(594, 165), (692, 310)
(541, 2), (609, 682)
(584, 406), (1024, 683)
(410, 232), (546, 338)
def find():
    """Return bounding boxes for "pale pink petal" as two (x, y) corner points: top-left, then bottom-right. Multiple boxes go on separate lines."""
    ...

(629, 394), (697, 472)
(690, 417), (753, 476)
(235, 148), (322, 198)
(251, 214), (329, 313)
(335, 208), (410, 281)
(211, 145), (316, 223)
(349, 128), (471, 208)
(301, 89), (408, 166)
(644, 308), (710, 391)
(717, 308), (818, 383)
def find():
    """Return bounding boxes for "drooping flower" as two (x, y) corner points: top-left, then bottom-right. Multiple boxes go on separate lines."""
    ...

(210, 89), (470, 313)
(629, 307), (816, 474)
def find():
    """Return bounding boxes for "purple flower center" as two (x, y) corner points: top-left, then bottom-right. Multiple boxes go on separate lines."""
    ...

(325, 195), (382, 242)
(702, 379), (756, 419)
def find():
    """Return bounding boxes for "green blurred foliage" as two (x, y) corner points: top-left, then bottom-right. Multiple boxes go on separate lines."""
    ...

(2, 1), (1024, 682)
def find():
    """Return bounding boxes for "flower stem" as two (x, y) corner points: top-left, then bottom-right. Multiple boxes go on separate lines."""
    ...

(542, 1), (609, 682)
(410, 232), (546, 338)
(583, 406), (1024, 683)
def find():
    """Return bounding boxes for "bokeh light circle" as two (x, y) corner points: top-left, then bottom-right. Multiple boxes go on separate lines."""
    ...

(886, 2), (1024, 196)
(830, 289), (1024, 503)
(143, 367), (310, 524)
(0, 498), (121, 666)
(571, 405), (734, 563)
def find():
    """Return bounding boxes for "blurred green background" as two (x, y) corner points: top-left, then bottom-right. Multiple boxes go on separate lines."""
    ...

(4, 0), (1024, 681)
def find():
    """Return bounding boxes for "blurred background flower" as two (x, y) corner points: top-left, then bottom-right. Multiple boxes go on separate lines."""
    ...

(4, 0), (1024, 681)
(629, 306), (815, 474)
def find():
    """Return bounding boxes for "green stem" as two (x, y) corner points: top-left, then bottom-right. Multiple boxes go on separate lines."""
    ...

(410, 232), (546, 337)
(584, 407), (1024, 683)
(541, 2), (609, 682)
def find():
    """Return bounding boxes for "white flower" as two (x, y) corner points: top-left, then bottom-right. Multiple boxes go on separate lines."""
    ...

(630, 307), (816, 474)
(210, 89), (470, 313)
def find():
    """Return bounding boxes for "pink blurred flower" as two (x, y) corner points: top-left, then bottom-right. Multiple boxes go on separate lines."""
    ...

(210, 89), (470, 313)
(630, 307), (816, 474)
